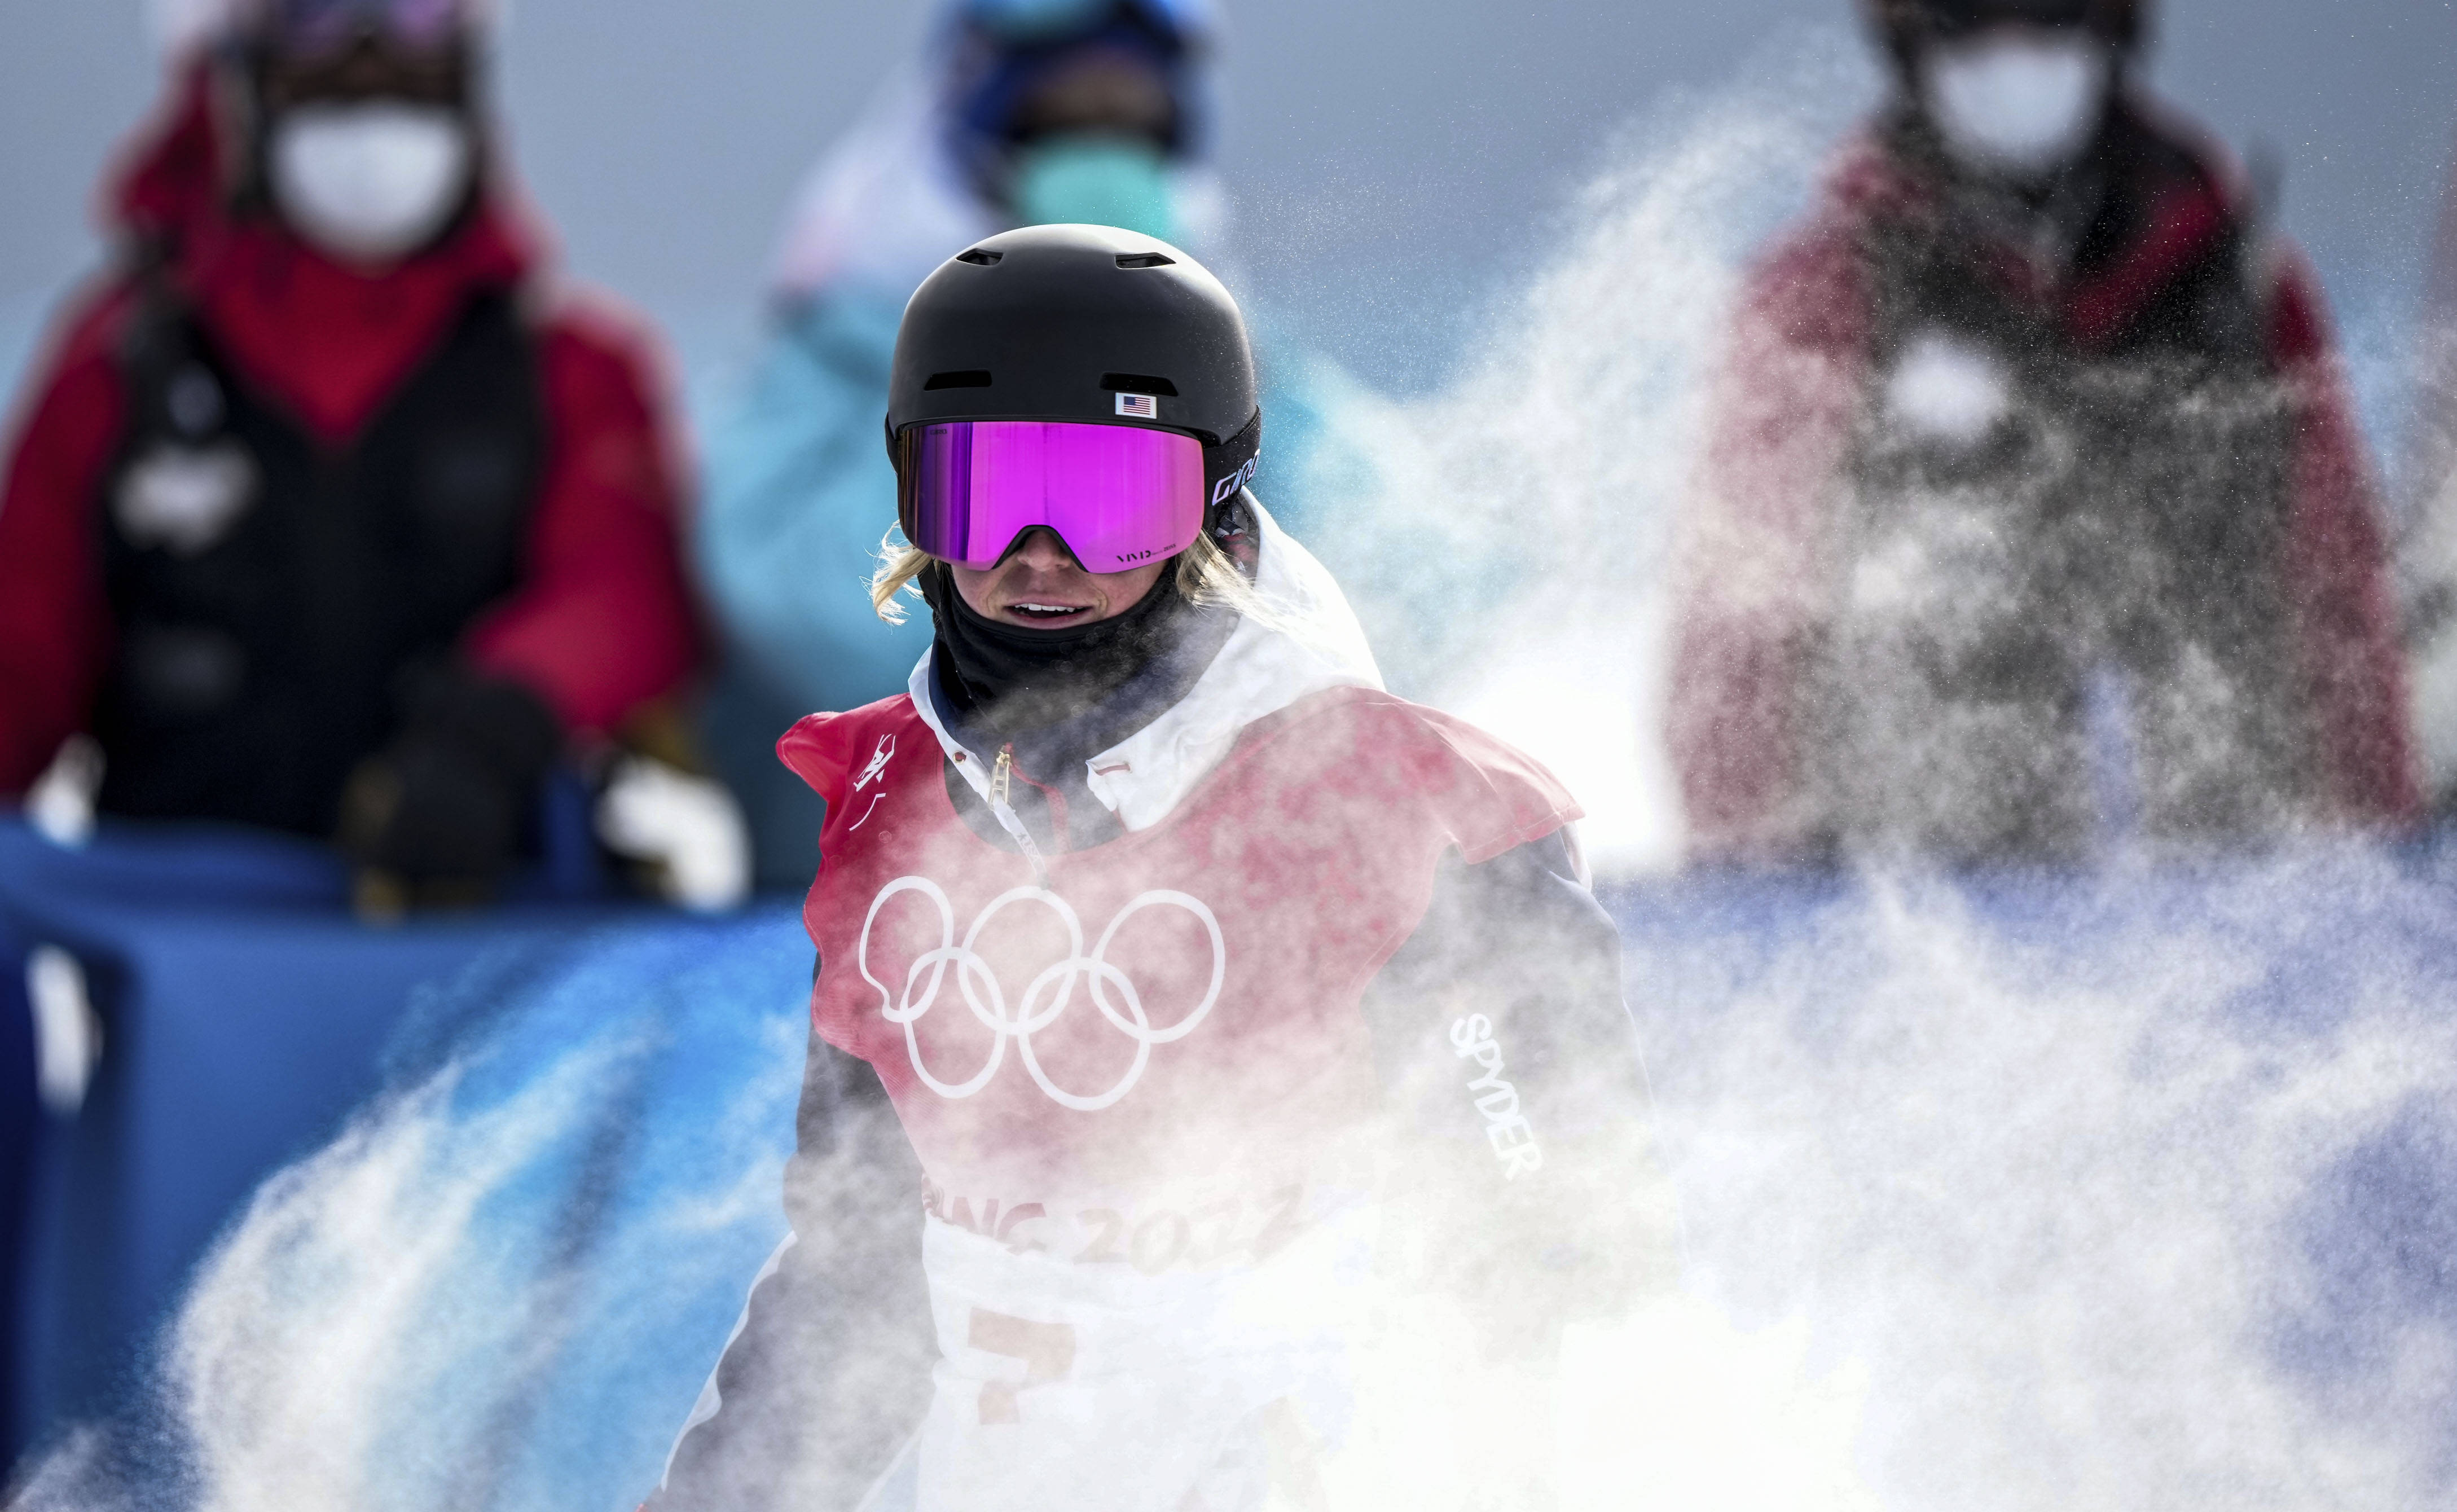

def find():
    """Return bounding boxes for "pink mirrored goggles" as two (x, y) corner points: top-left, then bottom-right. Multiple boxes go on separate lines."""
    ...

(265, 0), (469, 55)
(896, 421), (1207, 573)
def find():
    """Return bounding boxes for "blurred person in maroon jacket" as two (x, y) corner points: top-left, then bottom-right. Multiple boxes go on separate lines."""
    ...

(1667, 0), (2419, 864)
(2401, 147), (2457, 813)
(0, 0), (730, 907)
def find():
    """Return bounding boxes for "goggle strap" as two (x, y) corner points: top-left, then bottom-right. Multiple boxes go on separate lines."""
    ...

(1198, 407), (1263, 515)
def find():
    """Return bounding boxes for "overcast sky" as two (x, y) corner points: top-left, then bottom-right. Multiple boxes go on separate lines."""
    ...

(2, 1), (2452, 426)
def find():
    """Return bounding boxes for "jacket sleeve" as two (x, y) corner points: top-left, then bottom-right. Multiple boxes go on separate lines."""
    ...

(648, 1017), (937, 1511)
(460, 299), (706, 739)
(0, 283), (132, 795)
(2266, 250), (2424, 825)
(1357, 830), (1680, 1359)
(1665, 217), (1873, 863)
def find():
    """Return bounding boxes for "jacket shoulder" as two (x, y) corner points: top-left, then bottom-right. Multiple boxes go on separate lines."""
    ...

(1274, 689), (1584, 865)
(28, 273), (146, 392)
(3, 271), (144, 474)
(533, 287), (678, 406)
(776, 694), (927, 804)
(1737, 168), (1880, 354)
(2118, 96), (2257, 221)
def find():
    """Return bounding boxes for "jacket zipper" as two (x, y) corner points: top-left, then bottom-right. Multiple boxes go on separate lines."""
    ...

(988, 744), (1050, 888)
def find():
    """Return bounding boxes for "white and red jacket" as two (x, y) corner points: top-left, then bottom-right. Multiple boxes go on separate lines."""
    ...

(650, 507), (1672, 1511)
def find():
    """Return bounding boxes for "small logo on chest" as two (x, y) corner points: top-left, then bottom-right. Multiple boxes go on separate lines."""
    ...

(854, 734), (896, 790)
(857, 876), (1226, 1112)
(846, 735), (897, 831)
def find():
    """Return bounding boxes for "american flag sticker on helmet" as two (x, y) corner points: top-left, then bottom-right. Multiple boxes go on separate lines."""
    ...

(1115, 393), (1159, 419)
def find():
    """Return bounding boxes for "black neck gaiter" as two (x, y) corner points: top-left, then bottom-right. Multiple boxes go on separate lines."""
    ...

(921, 562), (1204, 746)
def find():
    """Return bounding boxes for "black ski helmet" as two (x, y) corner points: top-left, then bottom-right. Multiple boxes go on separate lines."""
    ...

(1862, 0), (2146, 64)
(886, 222), (1262, 522)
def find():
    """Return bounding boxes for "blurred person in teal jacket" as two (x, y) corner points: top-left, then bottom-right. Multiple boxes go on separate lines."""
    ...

(700, 0), (1237, 890)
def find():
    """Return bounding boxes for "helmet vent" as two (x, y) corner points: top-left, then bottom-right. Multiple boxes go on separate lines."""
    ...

(1115, 252), (1176, 270)
(923, 370), (994, 390)
(1101, 373), (1179, 396)
(955, 248), (1004, 266)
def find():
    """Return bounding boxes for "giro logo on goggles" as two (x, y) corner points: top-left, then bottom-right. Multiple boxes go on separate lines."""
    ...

(1210, 454), (1261, 508)
(858, 877), (1227, 1112)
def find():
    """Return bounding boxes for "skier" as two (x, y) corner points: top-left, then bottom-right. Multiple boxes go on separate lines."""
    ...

(0, 0), (737, 909)
(1667, 0), (2419, 862)
(648, 226), (1673, 1511)
(697, 0), (1233, 892)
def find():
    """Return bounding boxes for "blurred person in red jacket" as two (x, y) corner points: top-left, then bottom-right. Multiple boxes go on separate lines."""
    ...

(0, 0), (737, 908)
(2401, 148), (2457, 814)
(1667, 0), (2419, 863)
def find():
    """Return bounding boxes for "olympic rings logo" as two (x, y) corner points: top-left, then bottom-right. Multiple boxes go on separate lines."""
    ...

(857, 877), (1227, 1113)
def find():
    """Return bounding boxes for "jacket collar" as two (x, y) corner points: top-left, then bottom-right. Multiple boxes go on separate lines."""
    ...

(173, 203), (535, 443)
(1830, 100), (2248, 353)
(907, 498), (1385, 833)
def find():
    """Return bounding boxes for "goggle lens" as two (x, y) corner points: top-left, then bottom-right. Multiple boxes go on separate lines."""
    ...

(898, 420), (1205, 573)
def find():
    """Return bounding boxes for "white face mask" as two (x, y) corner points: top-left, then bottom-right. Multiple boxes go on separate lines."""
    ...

(267, 103), (474, 265)
(1922, 30), (2112, 181)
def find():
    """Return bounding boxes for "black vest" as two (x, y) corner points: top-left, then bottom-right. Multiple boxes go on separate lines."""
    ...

(1811, 123), (2313, 858)
(94, 287), (546, 836)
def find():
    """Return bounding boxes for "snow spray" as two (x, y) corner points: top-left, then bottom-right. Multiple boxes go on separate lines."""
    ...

(10, 918), (814, 1512)
(1605, 852), (2457, 1510)
(1284, 33), (1879, 877)
(1274, 23), (2457, 1510)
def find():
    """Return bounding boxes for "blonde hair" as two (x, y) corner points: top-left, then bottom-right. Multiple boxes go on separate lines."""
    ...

(869, 529), (1269, 626)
